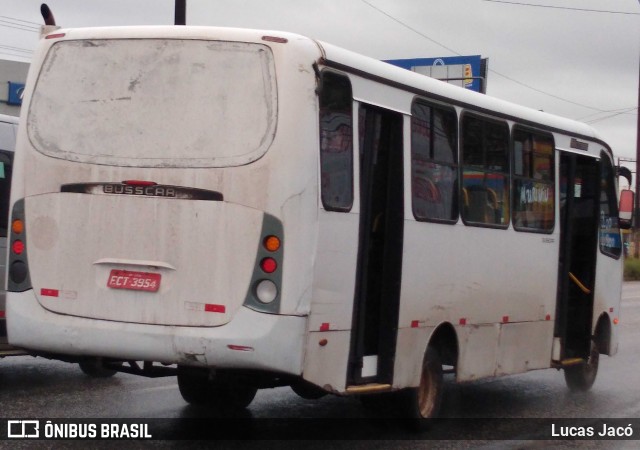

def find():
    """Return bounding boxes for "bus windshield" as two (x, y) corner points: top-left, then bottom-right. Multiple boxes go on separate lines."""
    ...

(28, 39), (277, 168)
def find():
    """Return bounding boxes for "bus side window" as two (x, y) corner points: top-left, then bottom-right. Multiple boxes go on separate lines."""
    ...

(599, 152), (622, 259)
(411, 100), (458, 223)
(461, 114), (509, 227)
(512, 129), (555, 232)
(319, 72), (353, 212)
(0, 151), (13, 238)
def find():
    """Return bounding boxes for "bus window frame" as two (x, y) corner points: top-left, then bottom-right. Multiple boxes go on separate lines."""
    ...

(511, 125), (556, 234)
(460, 111), (510, 229)
(599, 151), (622, 260)
(318, 70), (354, 213)
(410, 98), (459, 225)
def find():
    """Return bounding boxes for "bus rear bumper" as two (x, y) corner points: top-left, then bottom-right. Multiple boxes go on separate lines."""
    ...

(6, 290), (306, 376)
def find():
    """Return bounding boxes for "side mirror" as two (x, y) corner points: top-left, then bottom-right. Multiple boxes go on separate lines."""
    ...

(619, 189), (634, 230)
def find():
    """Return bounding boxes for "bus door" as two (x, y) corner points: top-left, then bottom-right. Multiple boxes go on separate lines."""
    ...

(348, 104), (404, 386)
(556, 152), (599, 362)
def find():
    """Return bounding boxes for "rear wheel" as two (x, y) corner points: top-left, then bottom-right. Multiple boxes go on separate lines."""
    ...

(564, 340), (599, 391)
(78, 358), (118, 378)
(400, 346), (443, 428)
(177, 366), (257, 409)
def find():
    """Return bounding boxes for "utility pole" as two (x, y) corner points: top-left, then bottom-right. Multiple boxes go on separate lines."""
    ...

(634, 0), (640, 257)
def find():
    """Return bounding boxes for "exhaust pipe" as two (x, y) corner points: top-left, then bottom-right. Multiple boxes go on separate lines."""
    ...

(40, 3), (56, 26)
(175, 0), (186, 25)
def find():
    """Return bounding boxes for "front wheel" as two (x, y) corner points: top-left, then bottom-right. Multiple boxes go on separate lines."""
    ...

(177, 366), (257, 410)
(564, 341), (599, 391)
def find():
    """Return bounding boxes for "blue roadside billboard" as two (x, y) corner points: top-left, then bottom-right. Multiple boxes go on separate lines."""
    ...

(385, 55), (485, 93)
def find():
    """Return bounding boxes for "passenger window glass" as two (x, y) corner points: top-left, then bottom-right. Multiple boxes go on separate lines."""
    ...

(512, 129), (554, 232)
(319, 72), (353, 212)
(599, 153), (622, 258)
(0, 151), (13, 238)
(411, 101), (458, 222)
(461, 115), (509, 226)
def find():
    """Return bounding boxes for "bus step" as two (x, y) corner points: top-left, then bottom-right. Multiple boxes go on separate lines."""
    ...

(345, 383), (392, 395)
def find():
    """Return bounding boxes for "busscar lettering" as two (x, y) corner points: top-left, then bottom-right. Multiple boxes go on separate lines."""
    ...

(103, 184), (177, 198)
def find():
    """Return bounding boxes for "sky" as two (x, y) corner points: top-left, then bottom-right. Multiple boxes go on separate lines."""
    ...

(1, 0), (638, 163)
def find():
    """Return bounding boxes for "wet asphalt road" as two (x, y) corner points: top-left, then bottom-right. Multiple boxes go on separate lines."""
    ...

(1, 283), (640, 448)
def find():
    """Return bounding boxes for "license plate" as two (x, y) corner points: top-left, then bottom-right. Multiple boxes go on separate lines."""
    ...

(107, 269), (161, 292)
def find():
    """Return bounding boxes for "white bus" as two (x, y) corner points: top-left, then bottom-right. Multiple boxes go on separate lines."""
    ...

(6, 25), (627, 420)
(0, 114), (25, 357)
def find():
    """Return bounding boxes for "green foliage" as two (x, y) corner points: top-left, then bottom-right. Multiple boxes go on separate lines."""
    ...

(624, 258), (640, 281)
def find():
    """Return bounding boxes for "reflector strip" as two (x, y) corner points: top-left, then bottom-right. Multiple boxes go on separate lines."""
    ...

(45, 33), (66, 40)
(227, 345), (254, 352)
(41, 288), (59, 297)
(0, 311), (5, 318)
(204, 304), (226, 313)
(411, 320), (420, 328)
(185, 301), (226, 313)
(262, 35), (288, 43)
(320, 322), (330, 331)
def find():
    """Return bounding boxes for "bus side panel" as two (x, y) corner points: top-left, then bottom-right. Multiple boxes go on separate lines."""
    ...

(303, 211), (359, 390)
(309, 211), (359, 331)
(495, 321), (554, 375)
(399, 221), (558, 382)
(456, 324), (500, 381)
(303, 330), (351, 392)
(593, 251), (622, 356)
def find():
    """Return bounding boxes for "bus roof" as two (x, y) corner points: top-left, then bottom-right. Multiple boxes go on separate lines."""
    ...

(316, 41), (607, 150)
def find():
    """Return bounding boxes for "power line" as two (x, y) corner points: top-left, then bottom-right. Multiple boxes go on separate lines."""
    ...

(585, 107), (638, 124)
(482, 0), (640, 16)
(0, 20), (39, 33)
(0, 15), (42, 26)
(359, 0), (625, 112)
(0, 44), (33, 55)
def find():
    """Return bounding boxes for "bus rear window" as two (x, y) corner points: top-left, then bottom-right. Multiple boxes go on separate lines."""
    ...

(28, 39), (277, 168)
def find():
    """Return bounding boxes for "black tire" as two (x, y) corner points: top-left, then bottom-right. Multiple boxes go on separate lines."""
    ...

(78, 358), (118, 378)
(564, 341), (599, 392)
(290, 380), (327, 400)
(177, 365), (258, 409)
(177, 365), (211, 405)
(399, 345), (444, 428)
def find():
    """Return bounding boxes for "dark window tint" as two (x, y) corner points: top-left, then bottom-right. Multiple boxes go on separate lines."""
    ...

(411, 101), (458, 223)
(0, 150), (14, 238)
(599, 153), (622, 258)
(461, 115), (509, 226)
(319, 72), (353, 211)
(512, 129), (554, 232)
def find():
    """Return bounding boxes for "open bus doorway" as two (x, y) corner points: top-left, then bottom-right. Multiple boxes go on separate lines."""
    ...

(557, 152), (599, 389)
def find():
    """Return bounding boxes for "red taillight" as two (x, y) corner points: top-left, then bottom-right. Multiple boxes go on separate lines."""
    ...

(12, 240), (25, 255)
(260, 257), (277, 274)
